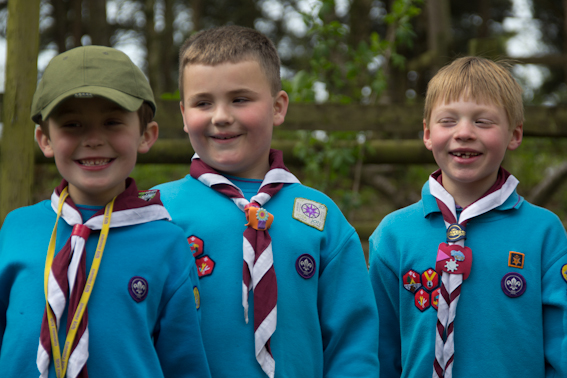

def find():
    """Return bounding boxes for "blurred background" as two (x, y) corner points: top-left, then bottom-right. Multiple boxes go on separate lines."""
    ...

(1, 0), (567, 251)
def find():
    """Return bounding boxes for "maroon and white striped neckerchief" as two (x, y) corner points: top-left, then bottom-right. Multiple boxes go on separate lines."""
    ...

(429, 168), (518, 378)
(37, 178), (171, 378)
(190, 149), (299, 378)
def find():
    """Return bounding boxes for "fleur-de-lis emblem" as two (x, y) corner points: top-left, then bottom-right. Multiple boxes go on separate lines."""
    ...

(133, 280), (145, 294)
(507, 277), (521, 290)
(129, 277), (149, 302)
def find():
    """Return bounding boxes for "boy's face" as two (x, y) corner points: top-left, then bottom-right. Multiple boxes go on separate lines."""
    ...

(180, 60), (288, 179)
(423, 97), (522, 198)
(36, 97), (158, 206)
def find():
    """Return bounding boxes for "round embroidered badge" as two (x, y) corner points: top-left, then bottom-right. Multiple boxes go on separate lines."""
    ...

(296, 254), (316, 279)
(501, 272), (526, 298)
(129, 276), (149, 302)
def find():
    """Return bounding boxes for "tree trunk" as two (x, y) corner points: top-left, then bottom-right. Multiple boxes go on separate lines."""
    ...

(162, 0), (175, 93)
(426, 0), (451, 72)
(144, 0), (161, 94)
(349, 0), (372, 47)
(88, 0), (110, 46)
(71, 0), (83, 47)
(191, 0), (203, 32)
(1, 0), (41, 224)
(52, 0), (68, 52)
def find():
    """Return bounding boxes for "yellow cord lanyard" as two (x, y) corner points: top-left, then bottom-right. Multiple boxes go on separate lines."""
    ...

(44, 187), (115, 378)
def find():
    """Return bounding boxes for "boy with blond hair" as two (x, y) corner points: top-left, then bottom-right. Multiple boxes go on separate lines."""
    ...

(153, 25), (379, 378)
(0, 45), (211, 378)
(369, 56), (567, 377)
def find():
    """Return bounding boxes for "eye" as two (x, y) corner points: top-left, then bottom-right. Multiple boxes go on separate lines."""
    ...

(233, 97), (249, 104)
(105, 119), (123, 126)
(194, 100), (211, 108)
(475, 119), (493, 126)
(62, 121), (81, 128)
(438, 118), (456, 125)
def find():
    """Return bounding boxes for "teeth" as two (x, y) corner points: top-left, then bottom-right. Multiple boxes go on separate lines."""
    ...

(80, 159), (110, 166)
(452, 152), (479, 159)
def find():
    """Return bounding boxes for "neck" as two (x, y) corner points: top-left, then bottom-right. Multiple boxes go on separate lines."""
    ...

(441, 171), (499, 208)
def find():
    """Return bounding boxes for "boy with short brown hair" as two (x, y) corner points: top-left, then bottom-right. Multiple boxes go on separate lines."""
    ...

(369, 56), (567, 377)
(154, 25), (379, 378)
(0, 45), (211, 378)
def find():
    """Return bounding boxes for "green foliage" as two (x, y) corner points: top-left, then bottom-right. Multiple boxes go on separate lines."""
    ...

(286, 0), (422, 216)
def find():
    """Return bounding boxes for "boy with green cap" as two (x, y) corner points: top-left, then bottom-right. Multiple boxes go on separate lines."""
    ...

(0, 45), (211, 378)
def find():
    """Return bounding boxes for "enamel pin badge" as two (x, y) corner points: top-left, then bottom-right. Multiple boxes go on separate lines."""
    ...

(435, 243), (473, 280)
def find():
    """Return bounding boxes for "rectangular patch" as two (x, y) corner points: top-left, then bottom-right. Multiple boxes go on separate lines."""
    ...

(292, 198), (327, 231)
(508, 251), (524, 269)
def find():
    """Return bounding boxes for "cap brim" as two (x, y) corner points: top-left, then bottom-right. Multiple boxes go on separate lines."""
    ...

(35, 86), (145, 123)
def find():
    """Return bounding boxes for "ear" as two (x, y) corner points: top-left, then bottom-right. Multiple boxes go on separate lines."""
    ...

(507, 123), (523, 151)
(273, 90), (289, 127)
(35, 126), (54, 158)
(423, 119), (433, 151)
(138, 121), (159, 154)
(180, 101), (190, 134)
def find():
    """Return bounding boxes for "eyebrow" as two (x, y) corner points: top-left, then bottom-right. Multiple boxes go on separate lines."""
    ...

(188, 88), (259, 99)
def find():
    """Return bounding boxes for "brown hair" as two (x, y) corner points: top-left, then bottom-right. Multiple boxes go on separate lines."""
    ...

(178, 25), (281, 101)
(424, 56), (524, 129)
(39, 101), (154, 138)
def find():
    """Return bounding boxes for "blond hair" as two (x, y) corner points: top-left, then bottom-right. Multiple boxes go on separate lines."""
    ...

(178, 25), (281, 101)
(424, 56), (524, 129)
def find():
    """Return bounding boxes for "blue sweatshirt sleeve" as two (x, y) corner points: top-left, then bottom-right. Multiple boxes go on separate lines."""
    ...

(318, 229), (380, 378)
(153, 243), (211, 378)
(543, 252), (567, 377)
(369, 221), (402, 378)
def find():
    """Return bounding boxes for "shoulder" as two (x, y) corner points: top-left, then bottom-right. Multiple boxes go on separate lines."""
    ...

(2, 200), (52, 230)
(517, 199), (564, 223)
(371, 200), (425, 238)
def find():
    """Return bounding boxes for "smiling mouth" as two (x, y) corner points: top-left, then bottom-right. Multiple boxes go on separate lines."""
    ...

(450, 152), (480, 159)
(78, 158), (112, 166)
(211, 135), (240, 140)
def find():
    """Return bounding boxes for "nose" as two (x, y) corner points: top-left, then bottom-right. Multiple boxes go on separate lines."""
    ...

(454, 119), (476, 141)
(82, 127), (105, 148)
(212, 104), (234, 126)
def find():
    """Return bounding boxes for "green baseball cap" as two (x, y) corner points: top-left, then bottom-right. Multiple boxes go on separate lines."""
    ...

(31, 45), (156, 124)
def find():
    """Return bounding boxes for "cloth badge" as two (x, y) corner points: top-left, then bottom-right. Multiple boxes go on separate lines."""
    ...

(129, 276), (149, 302)
(292, 198), (327, 231)
(296, 254), (316, 279)
(508, 251), (524, 269)
(193, 286), (201, 310)
(188, 235), (204, 257)
(421, 268), (439, 291)
(431, 288), (440, 310)
(414, 288), (430, 311)
(138, 189), (158, 201)
(501, 272), (527, 298)
(403, 269), (422, 293)
(195, 255), (215, 278)
(435, 243), (473, 280)
(562, 264), (567, 283)
(446, 223), (466, 242)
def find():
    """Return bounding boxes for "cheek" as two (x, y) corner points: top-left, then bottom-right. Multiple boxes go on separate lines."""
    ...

(183, 111), (208, 135)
